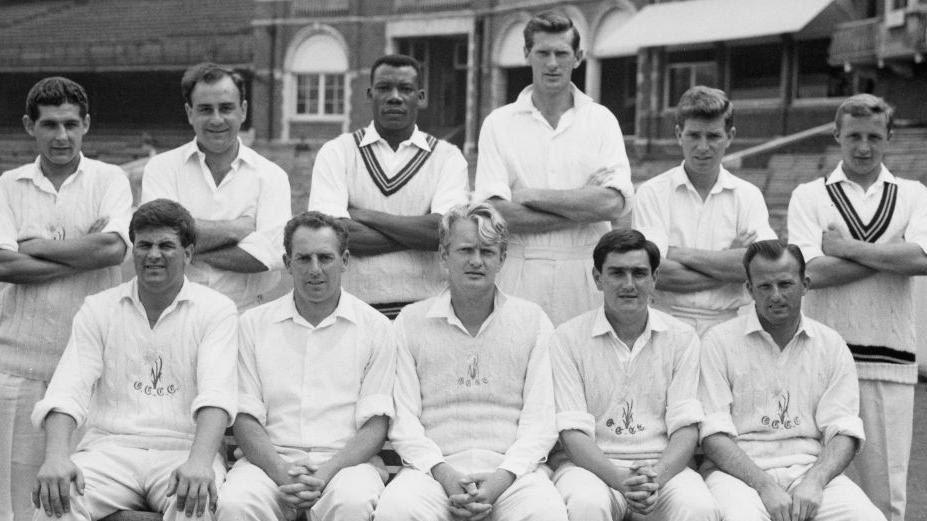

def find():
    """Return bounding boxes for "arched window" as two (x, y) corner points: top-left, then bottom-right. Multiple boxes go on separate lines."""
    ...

(290, 33), (348, 117)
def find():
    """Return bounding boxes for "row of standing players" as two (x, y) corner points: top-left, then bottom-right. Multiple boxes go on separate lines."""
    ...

(2, 10), (926, 521)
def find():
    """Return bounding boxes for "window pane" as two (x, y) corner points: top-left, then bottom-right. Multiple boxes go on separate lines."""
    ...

(307, 74), (320, 114)
(324, 75), (345, 115)
(296, 75), (308, 113)
(694, 63), (718, 90)
(730, 44), (781, 100)
(797, 39), (852, 98)
(668, 66), (693, 107)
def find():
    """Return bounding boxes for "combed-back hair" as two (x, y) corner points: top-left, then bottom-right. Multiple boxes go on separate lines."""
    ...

(523, 11), (580, 52)
(130, 199), (197, 248)
(743, 239), (806, 282)
(440, 202), (509, 255)
(370, 54), (423, 86)
(834, 93), (894, 133)
(284, 211), (350, 256)
(25, 77), (90, 121)
(675, 85), (734, 131)
(181, 62), (247, 105)
(592, 229), (661, 273)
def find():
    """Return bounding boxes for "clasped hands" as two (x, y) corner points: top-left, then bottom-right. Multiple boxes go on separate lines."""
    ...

(621, 462), (660, 516)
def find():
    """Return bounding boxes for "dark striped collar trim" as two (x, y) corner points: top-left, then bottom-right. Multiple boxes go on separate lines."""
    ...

(353, 128), (438, 197)
(825, 181), (897, 243)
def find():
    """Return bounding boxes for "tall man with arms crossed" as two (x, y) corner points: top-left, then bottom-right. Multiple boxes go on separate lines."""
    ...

(473, 11), (633, 325)
(143, 62), (292, 312)
(551, 229), (719, 521)
(31, 199), (238, 521)
(218, 211), (395, 521)
(699, 240), (884, 521)
(635, 86), (776, 335)
(0, 77), (132, 521)
(787, 94), (927, 521)
(374, 203), (568, 521)
(308, 54), (468, 318)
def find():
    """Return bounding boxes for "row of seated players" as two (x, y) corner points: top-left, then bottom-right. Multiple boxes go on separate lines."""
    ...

(30, 200), (886, 521)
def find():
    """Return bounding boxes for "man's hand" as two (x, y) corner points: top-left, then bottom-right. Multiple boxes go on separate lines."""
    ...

(729, 230), (758, 249)
(789, 478), (824, 521)
(466, 469), (515, 519)
(585, 167), (616, 188)
(757, 482), (793, 521)
(167, 458), (218, 518)
(278, 461), (330, 511)
(821, 224), (852, 258)
(87, 217), (109, 234)
(32, 456), (85, 518)
(623, 463), (659, 515)
(432, 463), (491, 520)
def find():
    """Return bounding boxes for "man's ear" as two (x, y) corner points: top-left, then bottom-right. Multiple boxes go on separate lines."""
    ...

(22, 115), (35, 136)
(341, 249), (350, 271)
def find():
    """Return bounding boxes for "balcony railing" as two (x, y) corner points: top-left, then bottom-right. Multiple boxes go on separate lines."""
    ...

(0, 36), (252, 71)
(829, 17), (879, 66)
(290, 0), (349, 16)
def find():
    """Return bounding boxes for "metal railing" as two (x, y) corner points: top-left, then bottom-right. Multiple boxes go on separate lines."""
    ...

(722, 122), (834, 170)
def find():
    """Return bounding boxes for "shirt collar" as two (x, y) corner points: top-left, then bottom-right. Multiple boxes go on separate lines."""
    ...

(182, 138), (252, 168)
(512, 83), (592, 114)
(18, 154), (87, 186)
(825, 163), (895, 186)
(671, 162), (737, 194)
(359, 122), (432, 152)
(269, 290), (358, 328)
(590, 305), (668, 339)
(743, 307), (815, 340)
(120, 276), (195, 308)
(425, 286), (508, 334)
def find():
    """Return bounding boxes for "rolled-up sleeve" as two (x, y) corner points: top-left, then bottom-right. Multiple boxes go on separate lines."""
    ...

(191, 297), (239, 426)
(598, 111), (634, 217)
(698, 330), (738, 441)
(31, 303), (104, 428)
(98, 167), (134, 255)
(238, 164), (291, 271)
(473, 115), (513, 203)
(787, 182), (825, 262)
(816, 335), (865, 446)
(388, 315), (446, 473)
(307, 140), (351, 218)
(236, 310), (267, 424)
(665, 332), (704, 436)
(500, 314), (558, 478)
(633, 181), (670, 258)
(550, 330), (595, 438)
(429, 147), (469, 214)
(355, 318), (397, 428)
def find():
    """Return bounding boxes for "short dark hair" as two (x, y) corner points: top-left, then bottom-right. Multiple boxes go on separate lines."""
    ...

(284, 211), (349, 256)
(675, 86), (734, 131)
(743, 239), (806, 282)
(181, 62), (247, 105)
(523, 11), (581, 52)
(25, 77), (90, 121)
(130, 199), (197, 248)
(593, 229), (661, 273)
(834, 93), (894, 133)
(370, 54), (423, 87)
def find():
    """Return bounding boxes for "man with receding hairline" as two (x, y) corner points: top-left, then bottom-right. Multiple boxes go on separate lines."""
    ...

(473, 11), (633, 325)
(308, 54), (468, 318)
(699, 239), (884, 521)
(635, 86), (776, 336)
(142, 62), (292, 312)
(788, 94), (927, 521)
(0, 76), (132, 521)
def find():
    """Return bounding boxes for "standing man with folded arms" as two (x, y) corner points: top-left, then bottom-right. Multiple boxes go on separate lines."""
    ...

(142, 62), (292, 312)
(0, 76), (132, 521)
(473, 11), (633, 325)
(308, 54), (468, 318)
(634, 86), (776, 335)
(788, 94), (927, 521)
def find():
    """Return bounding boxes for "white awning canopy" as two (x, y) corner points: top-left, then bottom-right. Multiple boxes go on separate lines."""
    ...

(595, 0), (838, 57)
